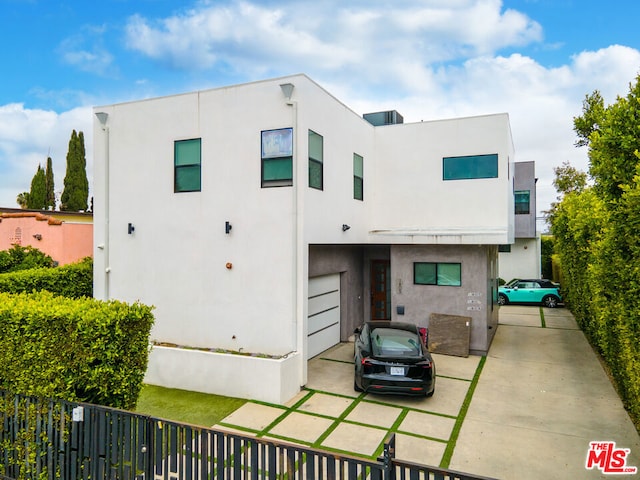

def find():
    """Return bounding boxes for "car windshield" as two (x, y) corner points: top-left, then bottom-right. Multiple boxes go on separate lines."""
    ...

(370, 328), (422, 357)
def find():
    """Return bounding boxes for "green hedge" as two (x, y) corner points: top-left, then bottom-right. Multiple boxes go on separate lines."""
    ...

(0, 291), (154, 410)
(0, 245), (54, 273)
(0, 257), (92, 298)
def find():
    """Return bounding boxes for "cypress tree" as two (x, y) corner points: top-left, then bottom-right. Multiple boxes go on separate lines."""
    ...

(27, 165), (47, 209)
(45, 156), (55, 210)
(61, 130), (89, 211)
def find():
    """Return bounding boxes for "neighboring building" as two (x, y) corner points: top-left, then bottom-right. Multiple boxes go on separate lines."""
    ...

(0, 208), (93, 265)
(498, 161), (541, 282)
(93, 74), (515, 403)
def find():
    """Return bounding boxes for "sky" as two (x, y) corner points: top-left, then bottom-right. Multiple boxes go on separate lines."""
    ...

(1, 0), (639, 229)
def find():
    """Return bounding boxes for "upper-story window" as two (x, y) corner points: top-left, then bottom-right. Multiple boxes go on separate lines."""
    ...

(515, 190), (531, 214)
(174, 138), (201, 192)
(443, 154), (498, 180)
(353, 153), (363, 201)
(308, 130), (323, 190)
(261, 128), (293, 187)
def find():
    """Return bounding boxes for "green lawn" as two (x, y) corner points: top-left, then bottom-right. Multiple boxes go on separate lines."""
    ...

(135, 385), (246, 427)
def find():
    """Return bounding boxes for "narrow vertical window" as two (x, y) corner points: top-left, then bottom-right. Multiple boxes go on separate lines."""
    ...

(308, 130), (323, 190)
(174, 138), (201, 192)
(353, 153), (363, 200)
(261, 128), (293, 187)
(515, 190), (530, 214)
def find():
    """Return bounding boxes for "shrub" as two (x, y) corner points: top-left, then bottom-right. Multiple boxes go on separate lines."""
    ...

(0, 257), (92, 298)
(0, 291), (154, 410)
(0, 245), (54, 273)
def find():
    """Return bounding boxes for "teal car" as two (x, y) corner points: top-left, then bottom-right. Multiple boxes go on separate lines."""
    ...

(498, 279), (562, 308)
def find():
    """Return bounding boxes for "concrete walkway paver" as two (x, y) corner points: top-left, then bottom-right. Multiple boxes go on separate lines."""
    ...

(216, 306), (639, 479)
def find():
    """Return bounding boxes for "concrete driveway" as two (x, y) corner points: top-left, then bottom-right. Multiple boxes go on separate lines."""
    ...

(216, 306), (640, 479)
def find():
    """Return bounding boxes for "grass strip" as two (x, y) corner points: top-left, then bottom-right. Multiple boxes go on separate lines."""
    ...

(135, 384), (246, 427)
(539, 306), (546, 328)
(439, 355), (486, 469)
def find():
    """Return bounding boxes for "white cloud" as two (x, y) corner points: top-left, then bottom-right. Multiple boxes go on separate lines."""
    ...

(3, 0), (639, 226)
(0, 104), (93, 208)
(57, 26), (115, 76)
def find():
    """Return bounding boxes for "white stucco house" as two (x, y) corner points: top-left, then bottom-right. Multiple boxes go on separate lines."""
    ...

(93, 74), (515, 404)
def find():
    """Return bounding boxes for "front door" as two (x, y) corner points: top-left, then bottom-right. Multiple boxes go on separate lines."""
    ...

(370, 260), (391, 320)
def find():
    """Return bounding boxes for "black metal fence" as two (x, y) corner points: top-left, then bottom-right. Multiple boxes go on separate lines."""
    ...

(0, 389), (496, 480)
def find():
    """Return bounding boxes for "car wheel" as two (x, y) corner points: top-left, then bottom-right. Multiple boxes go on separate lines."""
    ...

(542, 295), (559, 308)
(497, 293), (508, 305)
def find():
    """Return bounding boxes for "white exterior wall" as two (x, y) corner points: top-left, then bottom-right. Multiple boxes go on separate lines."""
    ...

(369, 115), (515, 245)
(94, 78), (310, 358)
(498, 237), (541, 282)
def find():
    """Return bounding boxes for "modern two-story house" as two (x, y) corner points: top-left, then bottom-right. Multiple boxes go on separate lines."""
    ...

(93, 74), (515, 403)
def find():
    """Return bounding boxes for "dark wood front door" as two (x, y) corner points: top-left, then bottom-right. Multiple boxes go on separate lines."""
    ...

(370, 260), (391, 320)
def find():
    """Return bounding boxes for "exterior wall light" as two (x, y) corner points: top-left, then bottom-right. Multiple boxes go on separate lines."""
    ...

(128, 223), (135, 234)
(280, 83), (295, 101)
(95, 112), (109, 126)
(33, 234), (42, 241)
(226, 262), (233, 270)
(342, 224), (351, 232)
(225, 221), (232, 234)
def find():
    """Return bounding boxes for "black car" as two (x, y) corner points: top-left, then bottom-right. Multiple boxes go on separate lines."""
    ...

(353, 321), (435, 397)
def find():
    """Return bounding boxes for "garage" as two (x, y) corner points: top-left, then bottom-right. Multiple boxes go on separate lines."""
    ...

(307, 274), (341, 359)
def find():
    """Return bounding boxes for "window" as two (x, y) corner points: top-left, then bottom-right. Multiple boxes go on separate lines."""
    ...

(498, 244), (512, 253)
(261, 128), (293, 187)
(414, 262), (461, 286)
(443, 154), (498, 180)
(174, 138), (201, 192)
(353, 153), (363, 200)
(515, 190), (530, 214)
(308, 130), (323, 190)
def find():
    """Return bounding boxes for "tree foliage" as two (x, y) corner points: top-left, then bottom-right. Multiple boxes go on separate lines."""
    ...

(26, 165), (46, 209)
(61, 130), (89, 211)
(551, 74), (640, 430)
(45, 156), (55, 210)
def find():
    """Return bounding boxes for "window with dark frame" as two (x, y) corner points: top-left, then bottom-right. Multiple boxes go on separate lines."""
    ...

(443, 154), (498, 180)
(261, 128), (293, 187)
(515, 190), (530, 214)
(174, 138), (201, 193)
(414, 262), (461, 286)
(353, 153), (363, 200)
(308, 130), (323, 190)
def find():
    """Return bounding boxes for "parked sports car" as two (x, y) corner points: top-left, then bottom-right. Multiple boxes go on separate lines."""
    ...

(353, 321), (435, 397)
(498, 279), (562, 308)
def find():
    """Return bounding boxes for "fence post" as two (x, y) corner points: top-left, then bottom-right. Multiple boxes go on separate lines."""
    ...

(382, 433), (396, 480)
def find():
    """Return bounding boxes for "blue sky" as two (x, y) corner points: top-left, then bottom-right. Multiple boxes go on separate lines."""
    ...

(1, 0), (639, 222)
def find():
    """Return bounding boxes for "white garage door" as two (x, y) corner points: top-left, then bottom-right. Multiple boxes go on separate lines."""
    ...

(307, 274), (341, 359)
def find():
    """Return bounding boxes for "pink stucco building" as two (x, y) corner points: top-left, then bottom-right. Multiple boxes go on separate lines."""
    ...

(0, 209), (92, 266)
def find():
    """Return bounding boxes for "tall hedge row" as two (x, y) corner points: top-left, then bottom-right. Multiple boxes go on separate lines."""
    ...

(0, 291), (154, 410)
(0, 257), (92, 298)
(550, 76), (640, 431)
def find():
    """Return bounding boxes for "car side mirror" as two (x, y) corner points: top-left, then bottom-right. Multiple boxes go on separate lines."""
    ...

(354, 327), (361, 335)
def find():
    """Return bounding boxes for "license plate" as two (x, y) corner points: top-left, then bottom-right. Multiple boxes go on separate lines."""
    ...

(390, 366), (404, 376)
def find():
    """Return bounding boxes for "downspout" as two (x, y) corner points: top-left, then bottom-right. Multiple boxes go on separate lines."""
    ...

(95, 112), (110, 300)
(104, 125), (110, 300)
(289, 99), (305, 386)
